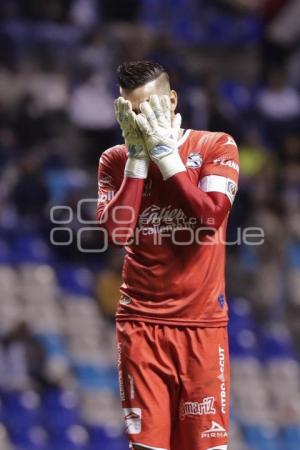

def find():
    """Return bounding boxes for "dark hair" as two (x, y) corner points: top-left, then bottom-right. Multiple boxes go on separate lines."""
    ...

(117, 60), (169, 90)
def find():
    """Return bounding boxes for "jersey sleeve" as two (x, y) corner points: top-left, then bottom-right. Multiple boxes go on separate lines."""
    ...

(96, 148), (123, 220)
(199, 132), (239, 205)
(96, 147), (145, 245)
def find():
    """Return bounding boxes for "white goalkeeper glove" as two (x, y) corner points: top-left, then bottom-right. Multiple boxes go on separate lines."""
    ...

(136, 95), (186, 180)
(114, 97), (149, 179)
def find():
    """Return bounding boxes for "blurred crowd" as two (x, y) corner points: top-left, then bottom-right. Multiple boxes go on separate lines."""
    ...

(0, 0), (299, 389)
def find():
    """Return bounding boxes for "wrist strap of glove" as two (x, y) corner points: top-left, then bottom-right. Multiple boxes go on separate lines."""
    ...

(125, 157), (149, 179)
(155, 151), (186, 180)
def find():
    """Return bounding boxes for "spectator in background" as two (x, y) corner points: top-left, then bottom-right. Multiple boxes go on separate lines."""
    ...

(261, 0), (300, 75)
(68, 68), (117, 167)
(279, 133), (300, 163)
(0, 127), (19, 168)
(100, 0), (140, 22)
(256, 67), (300, 148)
(0, 322), (57, 391)
(78, 29), (114, 72)
(13, 153), (49, 229)
(182, 72), (241, 137)
(19, 0), (72, 22)
(249, 208), (286, 322)
(70, 0), (100, 28)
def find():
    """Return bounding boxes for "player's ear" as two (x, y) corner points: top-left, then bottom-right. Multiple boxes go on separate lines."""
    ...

(170, 90), (178, 112)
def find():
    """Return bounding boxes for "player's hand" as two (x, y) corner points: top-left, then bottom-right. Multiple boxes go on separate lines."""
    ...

(136, 95), (181, 156)
(114, 97), (149, 179)
(136, 95), (185, 180)
(114, 97), (148, 159)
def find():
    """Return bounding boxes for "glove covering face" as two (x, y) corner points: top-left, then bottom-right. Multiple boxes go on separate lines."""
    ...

(136, 95), (186, 180)
(114, 97), (149, 178)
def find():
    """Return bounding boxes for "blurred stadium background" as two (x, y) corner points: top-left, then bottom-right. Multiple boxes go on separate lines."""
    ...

(0, 0), (299, 449)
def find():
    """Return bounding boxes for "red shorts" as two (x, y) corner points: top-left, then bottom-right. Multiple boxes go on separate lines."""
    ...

(116, 321), (230, 450)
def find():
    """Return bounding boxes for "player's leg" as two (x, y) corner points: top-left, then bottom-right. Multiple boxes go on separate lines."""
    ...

(116, 320), (172, 450)
(170, 326), (230, 450)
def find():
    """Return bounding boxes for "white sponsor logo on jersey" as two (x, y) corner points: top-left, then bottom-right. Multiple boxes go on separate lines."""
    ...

(123, 408), (142, 434)
(98, 173), (114, 188)
(97, 191), (115, 204)
(128, 374), (135, 400)
(201, 421), (228, 439)
(218, 346), (226, 414)
(222, 136), (237, 147)
(213, 158), (239, 173)
(182, 396), (216, 417)
(139, 205), (187, 226)
(117, 343), (125, 402)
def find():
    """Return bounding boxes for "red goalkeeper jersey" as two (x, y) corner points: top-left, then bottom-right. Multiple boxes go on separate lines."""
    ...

(97, 130), (239, 327)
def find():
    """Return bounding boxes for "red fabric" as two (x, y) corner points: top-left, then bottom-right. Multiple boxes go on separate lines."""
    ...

(117, 321), (230, 450)
(96, 130), (239, 327)
(97, 176), (144, 245)
(97, 170), (230, 244)
(166, 171), (231, 229)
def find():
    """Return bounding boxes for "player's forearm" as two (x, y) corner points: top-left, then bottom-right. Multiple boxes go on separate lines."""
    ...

(97, 177), (144, 245)
(166, 171), (231, 230)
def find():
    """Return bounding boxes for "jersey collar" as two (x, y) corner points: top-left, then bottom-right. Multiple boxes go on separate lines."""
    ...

(178, 129), (191, 148)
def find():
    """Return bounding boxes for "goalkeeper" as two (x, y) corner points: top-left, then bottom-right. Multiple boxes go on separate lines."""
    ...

(97, 60), (239, 450)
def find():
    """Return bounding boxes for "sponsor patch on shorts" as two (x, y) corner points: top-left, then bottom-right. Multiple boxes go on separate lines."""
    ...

(123, 408), (142, 434)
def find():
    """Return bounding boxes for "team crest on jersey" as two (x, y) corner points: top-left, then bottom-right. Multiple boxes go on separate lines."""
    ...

(186, 152), (203, 168)
(218, 294), (225, 309)
(226, 180), (238, 204)
(119, 295), (131, 305)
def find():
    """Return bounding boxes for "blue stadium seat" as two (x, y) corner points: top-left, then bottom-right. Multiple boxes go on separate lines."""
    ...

(36, 333), (68, 358)
(73, 364), (118, 391)
(229, 298), (258, 357)
(46, 412), (81, 435)
(9, 425), (49, 450)
(87, 426), (128, 450)
(12, 234), (54, 264)
(260, 330), (297, 361)
(42, 389), (80, 432)
(243, 424), (281, 450)
(0, 239), (12, 264)
(49, 424), (89, 450)
(229, 329), (258, 358)
(42, 388), (79, 410)
(281, 424), (300, 446)
(287, 242), (300, 268)
(2, 390), (42, 431)
(56, 265), (94, 296)
(42, 389), (80, 437)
